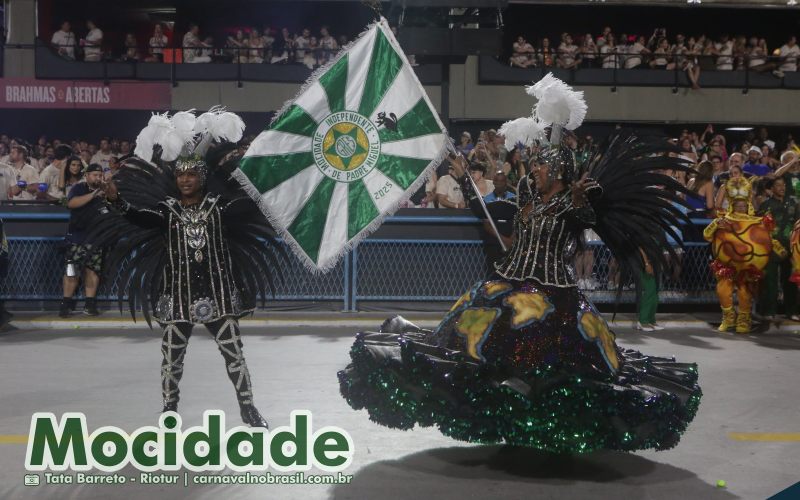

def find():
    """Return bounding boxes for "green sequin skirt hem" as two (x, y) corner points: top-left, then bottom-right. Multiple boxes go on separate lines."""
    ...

(338, 331), (701, 454)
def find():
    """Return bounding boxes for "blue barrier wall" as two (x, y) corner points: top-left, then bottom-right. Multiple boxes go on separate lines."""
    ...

(0, 211), (717, 311)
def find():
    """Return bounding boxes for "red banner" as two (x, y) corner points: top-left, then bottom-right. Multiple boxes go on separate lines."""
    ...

(0, 78), (171, 110)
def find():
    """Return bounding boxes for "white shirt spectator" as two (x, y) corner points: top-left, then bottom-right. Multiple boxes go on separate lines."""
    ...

(39, 163), (64, 200)
(51, 29), (76, 59)
(182, 31), (211, 63)
(716, 40), (733, 70)
(779, 43), (800, 72)
(90, 151), (114, 170)
(0, 164), (15, 201)
(558, 42), (578, 68)
(84, 27), (103, 61)
(149, 33), (168, 56)
(600, 44), (618, 69)
(294, 35), (310, 63)
(9, 163), (40, 200)
(435, 175), (464, 208)
(625, 41), (646, 68)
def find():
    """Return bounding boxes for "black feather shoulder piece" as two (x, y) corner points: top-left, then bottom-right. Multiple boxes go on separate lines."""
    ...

(579, 130), (694, 295)
(85, 146), (285, 327)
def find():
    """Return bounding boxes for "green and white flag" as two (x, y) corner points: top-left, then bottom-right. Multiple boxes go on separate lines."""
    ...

(235, 18), (449, 272)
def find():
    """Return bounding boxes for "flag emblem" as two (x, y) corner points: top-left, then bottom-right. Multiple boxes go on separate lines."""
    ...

(235, 18), (449, 272)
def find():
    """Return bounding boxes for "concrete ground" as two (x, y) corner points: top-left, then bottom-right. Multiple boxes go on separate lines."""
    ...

(0, 318), (799, 499)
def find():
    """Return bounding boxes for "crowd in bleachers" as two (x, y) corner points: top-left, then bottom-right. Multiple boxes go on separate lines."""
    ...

(49, 19), (357, 69)
(509, 28), (800, 89)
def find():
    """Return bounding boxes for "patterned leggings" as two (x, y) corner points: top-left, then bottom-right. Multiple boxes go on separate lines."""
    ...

(160, 317), (255, 408)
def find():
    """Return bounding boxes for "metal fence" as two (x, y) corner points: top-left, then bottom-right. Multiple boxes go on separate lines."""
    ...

(0, 230), (717, 311)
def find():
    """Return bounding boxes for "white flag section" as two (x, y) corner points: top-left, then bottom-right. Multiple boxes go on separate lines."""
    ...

(234, 18), (450, 272)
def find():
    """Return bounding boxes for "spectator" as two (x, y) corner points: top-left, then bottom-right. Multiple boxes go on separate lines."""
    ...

(105, 155), (120, 180)
(79, 150), (92, 167)
(732, 35), (748, 70)
(271, 27), (293, 63)
(649, 38), (673, 70)
(757, 176), (800, 321)
(61, 164), (107, 317)
(775, 151), (800, 197)
(145, 23), (169, 62)
(90, 138), (114, 170)
(699, 38), (717, 72)
(773, 36), (799, 78)
(262, 27), (275, 61)
(318, 26), (338, 65)
(685, 160), (715, 216)
(580, 33), (598, 68)
(51, 20), (76, 60)
(183, 23), (212, 63)
(624, 36), (650, 69)
(469, 163), (494, 197)
(119, 140), (131, 157)
(7, 145), (39, 201)
(597, 26), (613, 48)
(82, 20), (103, 62)
(714, 163), (750, 213)
(557, 33), (580, 69)
(121, 33), (140, 62)
(37, 145), (55, 172)
(743, 145), (771, 177)
(294, 28), (311, 65)
(39, 145), (73, 201)
(510, 36), (536, 68)
(538, 37), (555, 67)
(61, 156), (84, 194)
(0, 154), (17, 201)
(501, 146), (525, 189)
(484, 172), (515, 202)
(305, 36), (319, 69)
(600, 33), (618, 69)
(716, 35), (734, 70)
(248, 29), (265, 63)
(436, 159), (465, 209)
(456, 132), (474, 156)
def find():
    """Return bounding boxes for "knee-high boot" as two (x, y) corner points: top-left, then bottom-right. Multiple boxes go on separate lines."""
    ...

(206, 317), (268, 428)
(161, 323), (192, 412)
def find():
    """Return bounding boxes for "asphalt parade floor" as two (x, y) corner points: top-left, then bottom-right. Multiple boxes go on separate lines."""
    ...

(0, 319), (799, 499)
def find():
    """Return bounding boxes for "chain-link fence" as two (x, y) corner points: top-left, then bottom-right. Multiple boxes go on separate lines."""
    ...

(0, 235), (718, 310)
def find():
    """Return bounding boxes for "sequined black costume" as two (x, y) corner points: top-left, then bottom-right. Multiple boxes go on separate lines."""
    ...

(86, 145), (282, 427)
(338, 131), (703, 453)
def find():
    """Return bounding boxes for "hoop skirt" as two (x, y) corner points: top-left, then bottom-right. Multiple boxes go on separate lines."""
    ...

(338, 277), (701, 453)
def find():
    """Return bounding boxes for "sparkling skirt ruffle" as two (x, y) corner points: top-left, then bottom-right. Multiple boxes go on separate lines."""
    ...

(338, 278), (702, 453)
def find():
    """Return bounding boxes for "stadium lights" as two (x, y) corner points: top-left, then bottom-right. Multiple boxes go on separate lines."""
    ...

(687, 0), (701, 4)
(724, 127), (753, 131)
(789, 0), (798, 6)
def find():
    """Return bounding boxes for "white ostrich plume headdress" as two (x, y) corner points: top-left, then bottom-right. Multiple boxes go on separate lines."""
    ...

(498, 73), (587, 150)
(134, 106), (246, 164)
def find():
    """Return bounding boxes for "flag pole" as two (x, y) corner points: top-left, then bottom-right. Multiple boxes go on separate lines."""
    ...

(447, 143), (508, 253)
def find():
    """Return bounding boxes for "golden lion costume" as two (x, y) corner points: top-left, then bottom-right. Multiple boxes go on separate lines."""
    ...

(704, 177), (785, 333)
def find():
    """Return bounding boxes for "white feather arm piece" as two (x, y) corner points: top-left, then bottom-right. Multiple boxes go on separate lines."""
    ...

(134, 112), (173, 162)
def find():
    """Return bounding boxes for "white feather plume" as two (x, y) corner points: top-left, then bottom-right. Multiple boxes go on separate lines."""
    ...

(134, 112), (173, 162)
(498, 117), (545, 150)
(526, 72), (587, 130)
(195, 109), (245, 142)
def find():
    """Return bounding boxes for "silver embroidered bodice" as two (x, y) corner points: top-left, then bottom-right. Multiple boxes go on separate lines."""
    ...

(155, 194), (249, 324)
(494, 177), (596, 287)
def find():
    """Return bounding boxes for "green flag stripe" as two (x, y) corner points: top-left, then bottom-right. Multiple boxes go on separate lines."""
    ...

(357, 30), (404, 119)
(239, 152), (315, 193)
(318, 55), (349, 114)
(270, 105), (318, 137)
(288, 177), (337, 265)
(378, 98), (441, 143)
(375, 154), (431, 190)
(347, 180), (379, 240)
